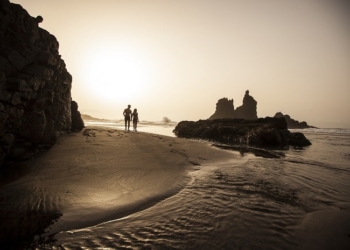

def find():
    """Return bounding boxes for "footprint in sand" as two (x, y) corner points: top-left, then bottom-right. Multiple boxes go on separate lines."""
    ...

(187, 159), (201, 166)
(83, 129), (96, 137)
(152, 135), (163, 140)
(170, 149), (188, 158)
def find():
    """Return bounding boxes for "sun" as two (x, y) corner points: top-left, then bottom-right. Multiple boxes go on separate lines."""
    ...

(82, 45), (153, 103)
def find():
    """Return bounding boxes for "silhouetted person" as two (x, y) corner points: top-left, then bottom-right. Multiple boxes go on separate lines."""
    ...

(123, 105), (132, 131)
(131, 109), (139, 131)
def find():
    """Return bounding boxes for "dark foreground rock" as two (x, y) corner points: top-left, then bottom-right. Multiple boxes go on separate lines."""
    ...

(173, 117), (311, 149)
(0, 1), (83, 166)
(71, 101), (85, 132)
(274, 112), (315, 129)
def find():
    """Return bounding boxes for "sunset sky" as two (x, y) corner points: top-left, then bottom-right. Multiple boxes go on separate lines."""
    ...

(12, 0), (350, 128)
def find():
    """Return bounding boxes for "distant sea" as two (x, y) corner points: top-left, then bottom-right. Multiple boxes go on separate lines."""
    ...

(55, 123), (350, 249)
(85, 120), (177, 137)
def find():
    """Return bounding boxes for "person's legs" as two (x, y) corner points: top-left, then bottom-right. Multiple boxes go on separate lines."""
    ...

(127, 118), (130, 131)
(124, 117), (127, 130)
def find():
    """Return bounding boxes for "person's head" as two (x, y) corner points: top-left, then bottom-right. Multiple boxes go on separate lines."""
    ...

(128, 104), (131, 108)
(134, 108), (137, 112)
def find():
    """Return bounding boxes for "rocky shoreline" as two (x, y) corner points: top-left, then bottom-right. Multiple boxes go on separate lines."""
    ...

(173, 117), (311, 149)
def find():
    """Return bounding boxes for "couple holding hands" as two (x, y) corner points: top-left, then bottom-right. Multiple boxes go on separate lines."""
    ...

(123, 105), (139, 131)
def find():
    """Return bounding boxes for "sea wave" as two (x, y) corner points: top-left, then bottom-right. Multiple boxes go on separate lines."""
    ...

(290, 127), (350, 135)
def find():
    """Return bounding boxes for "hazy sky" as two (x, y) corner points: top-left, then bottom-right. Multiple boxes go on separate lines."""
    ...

(12, 0), (350, 128)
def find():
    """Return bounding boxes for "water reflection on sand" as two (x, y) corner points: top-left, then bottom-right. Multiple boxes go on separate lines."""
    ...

(51, 126), (350, 250)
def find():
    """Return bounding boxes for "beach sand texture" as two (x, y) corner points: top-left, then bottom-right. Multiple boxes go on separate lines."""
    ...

(0, 127), (237, 244)
(1, 127), (350, 249)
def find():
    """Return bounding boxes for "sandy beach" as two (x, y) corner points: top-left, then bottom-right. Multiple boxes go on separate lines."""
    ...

(1, 127), (350, 249)
(0, 127), (237, 246)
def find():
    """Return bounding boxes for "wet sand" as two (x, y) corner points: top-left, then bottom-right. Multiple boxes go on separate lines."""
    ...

(297, 202), (350, 250)
(0, 127), (236, 247)
(1, 127), (350, 249)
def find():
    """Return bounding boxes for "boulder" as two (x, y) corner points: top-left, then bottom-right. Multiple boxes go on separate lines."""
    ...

(173, 117), (311, 149)
(274, 112), (315, 129)
(289, 132), (312, 147)
(0, 1), (83, 166)
(71, 101), (85, 132)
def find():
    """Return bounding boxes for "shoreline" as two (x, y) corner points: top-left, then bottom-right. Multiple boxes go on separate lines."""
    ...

(0, 127), (238, 247)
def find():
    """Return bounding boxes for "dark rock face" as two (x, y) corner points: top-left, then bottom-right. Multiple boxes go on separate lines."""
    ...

(0, 1), (83, 166)
(289, 132), (312, 147)
(173, 117), (311, 149)
(71, 101), (84, 132)
(274, 112), (314, 129)
(210, 98), (235, 119)
(209, 90), (258, 120)
(235, 90), (258, 119)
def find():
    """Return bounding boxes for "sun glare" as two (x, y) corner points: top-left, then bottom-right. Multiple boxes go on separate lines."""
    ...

(82, 45), (152, 103)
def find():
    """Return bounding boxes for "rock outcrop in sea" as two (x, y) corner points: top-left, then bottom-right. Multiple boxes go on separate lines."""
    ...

(173, 117), (311, 149)
(274, 112), (315, 129)
(208, 90), (315, 129)
(209, 90), (258, 120)
(0, 0), (84, 166)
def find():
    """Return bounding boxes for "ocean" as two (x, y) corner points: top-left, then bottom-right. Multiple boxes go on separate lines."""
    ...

(24, 124), (350, 249)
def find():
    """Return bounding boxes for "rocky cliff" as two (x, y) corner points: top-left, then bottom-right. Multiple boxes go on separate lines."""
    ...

(235, 90), (258, 119)
(209, 90), (258, 120)
(209, 98), (235, 119)
(0, 0), (84, 166)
